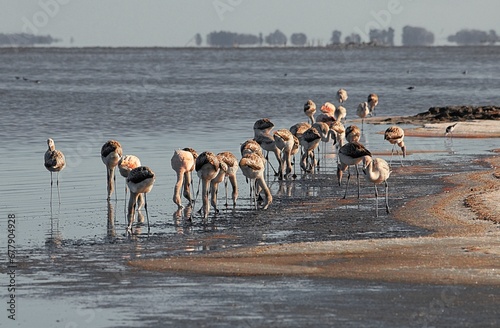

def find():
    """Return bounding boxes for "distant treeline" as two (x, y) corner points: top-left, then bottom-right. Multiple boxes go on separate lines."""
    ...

(203, 26), (499, 47)
(0, 33), (59, 46)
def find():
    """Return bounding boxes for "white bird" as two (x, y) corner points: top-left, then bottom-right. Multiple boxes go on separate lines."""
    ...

(101, 140), (123, 200)
(171, 148), (198, 209)
(289, 122), (311, 140)
(336, 88), (348, 104)
(356, 102), (370, 131)
(239, 152), (272, 210)
(240, 139), (264, 158)
(363, 157), (392, 216)
(126, 166), (155, 233)
(210, 151), (239, 211)
(384, 126), (406, 166)
(118, 154), (143, 210)
(195, 151), (220, 219)
(303, 99), (316, 124)
(367, 93), (379, 116)
(44, 138), (66, 186)
(337, 141), (372, 199)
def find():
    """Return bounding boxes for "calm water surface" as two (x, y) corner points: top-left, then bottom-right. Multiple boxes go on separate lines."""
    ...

(1, 46), (499, 327)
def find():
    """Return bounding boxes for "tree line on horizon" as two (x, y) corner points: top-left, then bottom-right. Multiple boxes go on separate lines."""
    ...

(201, 27), (500, 47)
(1, 28), (499, 47)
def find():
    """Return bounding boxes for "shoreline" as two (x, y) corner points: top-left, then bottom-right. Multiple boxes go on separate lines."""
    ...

(129, 121), (500, 285)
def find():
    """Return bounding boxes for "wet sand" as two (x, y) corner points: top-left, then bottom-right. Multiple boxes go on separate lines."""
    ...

(130, 121), (500, 286)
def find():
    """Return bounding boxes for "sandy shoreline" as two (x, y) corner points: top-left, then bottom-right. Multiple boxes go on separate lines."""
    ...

(129, 121), (500, 285)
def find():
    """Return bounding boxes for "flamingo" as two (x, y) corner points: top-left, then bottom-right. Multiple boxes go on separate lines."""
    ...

(367, 93), (379, 116)
(195, 151), (220, 219)
(345, 125), (361, 143)
(44, 138), (66, 205)
(303, 99), (316, 124)
(118, 154), (143, 211)
(273, 128), (295, 179)
(329, 120), (346, 149)
(210, 151), (239, 211)
(254, 132), (282, 177)
(101, 140), (123, 200)
(126, 166), (155, 233)
(317, 102), (336, 122)
(384, 126), (406, 166)
(239, 152), (272, 210)
(240, 139), (263, 158)
(253, 118), (275, 136)
(337, 141), (372, 199)
(363, 157), (392, 216)
(171, 148), (198, 209)
(336, 88), (348, 104)
(334, 105), (347, 123)
(299, 126), (322, 173)
(289, 122), (311, 140)
(44, 138), (66, 186)
(312, 121), (336, 166)
(356, 102), (370, 131)
(445, 123), (458, 137)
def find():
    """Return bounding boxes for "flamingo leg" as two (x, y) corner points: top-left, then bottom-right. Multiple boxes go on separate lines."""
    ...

(385, 180), (390, 214)
(343, 167), (351, 199)
(144, 193), (150, 234)
(374, 184), (379, 218)
(355, 165), (360, 199)
(56, 172), (61, 205)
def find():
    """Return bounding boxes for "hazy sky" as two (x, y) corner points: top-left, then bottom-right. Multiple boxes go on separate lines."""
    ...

(2, 0), (500, 46)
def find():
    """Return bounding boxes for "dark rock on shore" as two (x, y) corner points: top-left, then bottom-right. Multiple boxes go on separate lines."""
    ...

(412, 106), (500, 122)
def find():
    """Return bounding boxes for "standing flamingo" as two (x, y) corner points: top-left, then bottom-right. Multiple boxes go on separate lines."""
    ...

(44, 138), (66, 205)
(253, 118), (275, 136)
(240, 139), (263, 158)
(337, 141), (372, 199)
(171, 148), (198, 209)
(254, 133), (282, 177)
(336, 88), (348, 104)
(118, 155), (143, 211)
(367, 93), (379, 116)
(356, 102), (370, 131)
(345, 125), (361, 143)
(334, 105), (347, 123)
(239, 152), (272, 210)
(312, 121), (336, 167)
(273, 128), (295, 179)
(299, 126), (322, 173)
(126, 166), (155, 233)
(101, 140), (123, 200)
(195, 151), (220, 219)
(384, 126), (406, 166)
(317, 102), (336, 122)
(210, 151), (239, 211)
(303, 99), (316, 124)
(44, 138), (66, 186)
(363, 157), (392, 216)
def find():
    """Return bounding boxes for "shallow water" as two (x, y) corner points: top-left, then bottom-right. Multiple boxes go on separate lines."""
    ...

(1, 46), (499, 327)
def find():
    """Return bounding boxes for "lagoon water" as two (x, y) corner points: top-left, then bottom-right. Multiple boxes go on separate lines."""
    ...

(1, 46), (500, 327)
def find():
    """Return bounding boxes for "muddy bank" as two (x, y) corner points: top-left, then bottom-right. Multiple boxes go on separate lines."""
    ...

(129, 156), (500, 285)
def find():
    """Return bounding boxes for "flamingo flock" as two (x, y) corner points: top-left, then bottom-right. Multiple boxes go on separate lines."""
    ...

(45, 89), (415, 232)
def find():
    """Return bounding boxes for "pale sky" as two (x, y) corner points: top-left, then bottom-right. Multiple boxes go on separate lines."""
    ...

(1, 0), (500, 47)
